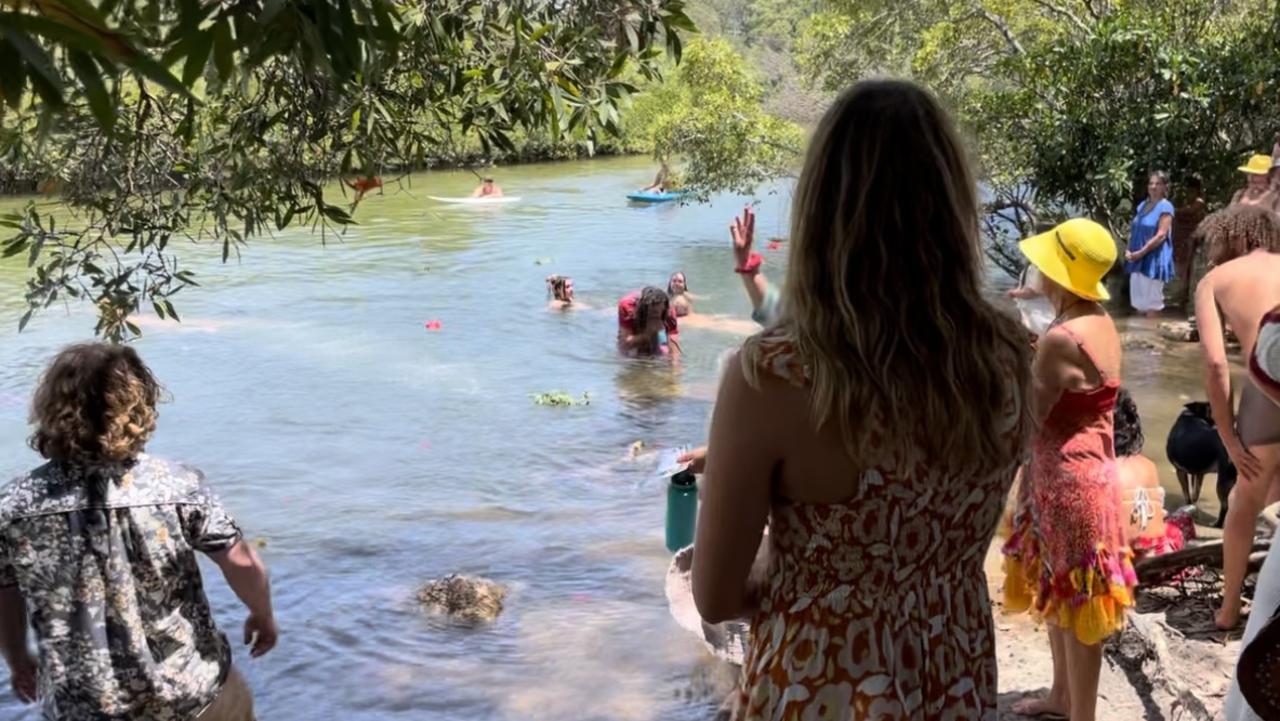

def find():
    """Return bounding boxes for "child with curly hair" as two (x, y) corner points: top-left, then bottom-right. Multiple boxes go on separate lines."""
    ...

(0, 343), (275, 721)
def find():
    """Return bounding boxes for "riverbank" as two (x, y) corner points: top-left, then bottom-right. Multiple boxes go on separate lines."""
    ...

(0, 133), (646, 195)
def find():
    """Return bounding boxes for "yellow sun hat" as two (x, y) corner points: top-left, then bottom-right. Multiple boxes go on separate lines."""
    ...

(1239, 154), (1273, 175)
(1019, 218), (1116, 301)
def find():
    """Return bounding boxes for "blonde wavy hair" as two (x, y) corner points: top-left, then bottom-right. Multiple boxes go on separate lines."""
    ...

(774, 79), (1032, 476)
(1200, 204), (1280, 266)
(29, 343), (162, 465)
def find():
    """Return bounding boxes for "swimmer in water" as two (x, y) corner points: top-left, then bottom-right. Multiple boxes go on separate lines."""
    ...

(617, 286), (680, 358)
(546, 275), (577, 310)
(471, 177), (504, 198)
(667, 272), (694, 317)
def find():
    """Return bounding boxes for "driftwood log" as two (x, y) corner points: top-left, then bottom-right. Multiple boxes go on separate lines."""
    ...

(1107, 613), (1221, 721)
(1135, 539), (1270, 585)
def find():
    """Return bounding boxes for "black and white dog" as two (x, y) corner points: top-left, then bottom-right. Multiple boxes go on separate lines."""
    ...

(1165, 401), (1238, 528)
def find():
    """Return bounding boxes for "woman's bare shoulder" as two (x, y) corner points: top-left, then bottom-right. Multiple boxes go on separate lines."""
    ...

(740, 326), (807, 388)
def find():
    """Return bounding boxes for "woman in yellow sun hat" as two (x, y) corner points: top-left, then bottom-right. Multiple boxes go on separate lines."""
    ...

(1003, 218), (1134, 721)
(1231, 153), (1280, 213)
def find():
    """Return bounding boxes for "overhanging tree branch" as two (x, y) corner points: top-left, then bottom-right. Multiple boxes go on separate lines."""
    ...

(1029, 0), (1095, 36)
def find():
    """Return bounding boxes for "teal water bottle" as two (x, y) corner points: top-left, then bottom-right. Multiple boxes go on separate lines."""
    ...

(665, 469), (698, 552)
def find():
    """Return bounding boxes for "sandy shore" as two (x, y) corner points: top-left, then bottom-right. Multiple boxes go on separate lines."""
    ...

(987, 541), (1242, 721)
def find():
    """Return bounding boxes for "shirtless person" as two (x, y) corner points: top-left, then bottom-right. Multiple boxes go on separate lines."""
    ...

(1232, 155), (1280, 214)
(1193, 204), (1280, 629)
(471, 177), (503, 198)
(642, 161), (672, 193)
(546, 275), (580, 310)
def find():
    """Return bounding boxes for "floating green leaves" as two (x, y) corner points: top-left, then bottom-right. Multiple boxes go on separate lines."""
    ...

(531, 391), (591, 407)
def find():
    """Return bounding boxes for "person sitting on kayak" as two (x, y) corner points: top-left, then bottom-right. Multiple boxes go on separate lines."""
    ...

(641, 161), (681, 193)
(546, 275), (578, 310)
(618, 287), (680, 358)
(471, 177), (503, 198)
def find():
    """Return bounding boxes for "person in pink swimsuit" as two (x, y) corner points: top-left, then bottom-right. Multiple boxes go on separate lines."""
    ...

(1004, 218), (1136, 721)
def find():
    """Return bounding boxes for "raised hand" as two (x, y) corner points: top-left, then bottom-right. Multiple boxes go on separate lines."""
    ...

(730, 206), (756, 268)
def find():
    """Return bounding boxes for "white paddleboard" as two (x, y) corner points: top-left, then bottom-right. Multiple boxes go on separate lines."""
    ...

(428, 196), (522, 205)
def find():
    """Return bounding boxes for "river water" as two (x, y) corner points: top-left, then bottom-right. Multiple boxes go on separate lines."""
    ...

(0, 156), (1222, 720)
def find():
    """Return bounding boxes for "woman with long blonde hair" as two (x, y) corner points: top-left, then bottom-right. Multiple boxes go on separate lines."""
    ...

(692, 80), (1033, 719)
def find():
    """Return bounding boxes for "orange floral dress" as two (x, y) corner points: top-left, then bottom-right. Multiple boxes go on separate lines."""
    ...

(731, 330), (1029, 721)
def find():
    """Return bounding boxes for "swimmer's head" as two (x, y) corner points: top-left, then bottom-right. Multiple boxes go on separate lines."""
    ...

(546, 275), (574, 302)
(482, 178), (494, 185)
(635, 286), (670, 333)
(1113, 387), (1143, 457)
(1200, 204), (1280, 266)
(667, 272), (688, 296)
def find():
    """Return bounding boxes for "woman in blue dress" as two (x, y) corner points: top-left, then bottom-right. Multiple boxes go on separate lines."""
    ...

(1125, 171), (1176, 317)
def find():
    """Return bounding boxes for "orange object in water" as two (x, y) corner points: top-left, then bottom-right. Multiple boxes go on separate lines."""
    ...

(345, 176), (384, 205)
(347, 176), (383, 193)
(424, 320), (442, 331)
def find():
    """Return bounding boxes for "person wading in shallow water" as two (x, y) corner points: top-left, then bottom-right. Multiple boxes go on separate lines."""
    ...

(1191, 205), (1280, 630)
(692, 79), (1033, 720)
(0, 343), (276, 721)
(667, 271), (696, 317)
(546, 274), (579, 310)
(617, 286), (680, 358)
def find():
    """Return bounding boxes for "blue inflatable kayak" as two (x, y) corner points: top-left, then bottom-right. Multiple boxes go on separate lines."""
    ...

(627, 190), (687, 203)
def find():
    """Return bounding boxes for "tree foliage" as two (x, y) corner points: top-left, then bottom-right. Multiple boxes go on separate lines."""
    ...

(0, 0), (694, 339)
(797, 0), (1280, 278)
(627, 37), (803, 199)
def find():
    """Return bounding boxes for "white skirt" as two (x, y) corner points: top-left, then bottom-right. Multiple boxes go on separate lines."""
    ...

(1225, 540), (1280, 721)
(1130, 272), (1166, 312)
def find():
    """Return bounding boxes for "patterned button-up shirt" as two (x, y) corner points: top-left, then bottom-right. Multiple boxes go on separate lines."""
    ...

(0, 455), (242, 720)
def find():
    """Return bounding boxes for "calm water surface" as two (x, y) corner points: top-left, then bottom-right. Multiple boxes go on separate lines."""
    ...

(0, 157), (1219, 720)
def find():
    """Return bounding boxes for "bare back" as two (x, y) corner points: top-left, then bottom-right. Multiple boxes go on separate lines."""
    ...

(739, 331), (1026, 504)
(1032, 311), (1121, 423)
(1054, 313), (1122, 386)
(1232, 188), (1280, 214)
(1204, 251), (1280, 354)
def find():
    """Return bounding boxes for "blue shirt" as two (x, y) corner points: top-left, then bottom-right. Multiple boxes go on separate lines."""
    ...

(1125, 198), (1175, 281)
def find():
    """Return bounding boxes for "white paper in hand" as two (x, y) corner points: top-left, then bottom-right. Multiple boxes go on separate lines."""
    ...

(656, 446), (690, 478)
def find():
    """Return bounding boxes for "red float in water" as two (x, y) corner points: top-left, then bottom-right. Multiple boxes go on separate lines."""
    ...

(424, 320), (443, 331)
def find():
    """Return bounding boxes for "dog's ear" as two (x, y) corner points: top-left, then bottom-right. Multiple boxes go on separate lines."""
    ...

(1184, 401), (1213, 420)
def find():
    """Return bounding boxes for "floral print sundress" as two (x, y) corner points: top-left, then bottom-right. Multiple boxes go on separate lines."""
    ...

(731, 328), (1029, 721)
